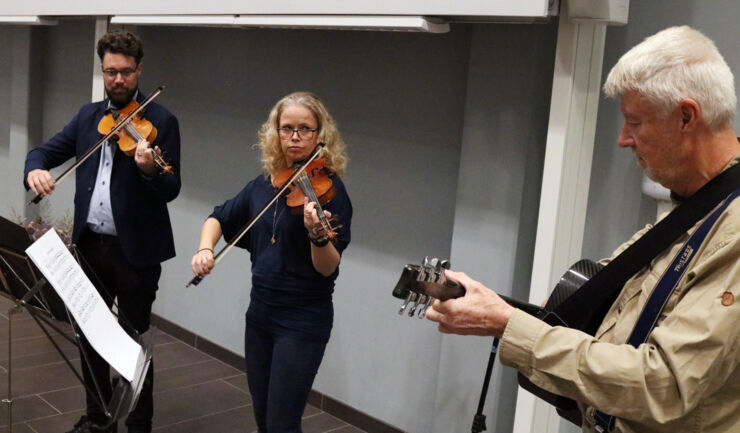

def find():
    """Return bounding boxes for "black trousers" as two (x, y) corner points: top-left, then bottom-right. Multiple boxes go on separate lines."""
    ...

(76, 228), (160, 432)
(244, 322), (328, 433)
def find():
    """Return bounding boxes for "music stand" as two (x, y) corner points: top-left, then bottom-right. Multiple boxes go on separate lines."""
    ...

(0, 216), (151, 431)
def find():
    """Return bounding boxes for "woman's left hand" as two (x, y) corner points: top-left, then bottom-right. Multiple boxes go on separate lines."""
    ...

(303, 197), (331, 240)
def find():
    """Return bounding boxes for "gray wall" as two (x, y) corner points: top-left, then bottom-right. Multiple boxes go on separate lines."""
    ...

(438, 23), (556, 433)
(3, 19), (557, 432)
(142, 25), (472, 433)
(574, 3), (740, 433)
(12, 2), (740, 430)
(36, 21), (94, 225)
(136, 23), (558, 432)
(0, 22), (92, 225)
(583, 0), (740, 260)
(0, 27), (15, 218)
(1, 25), (45, 221)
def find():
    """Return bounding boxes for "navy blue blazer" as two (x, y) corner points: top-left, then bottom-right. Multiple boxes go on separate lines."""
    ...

(24, 91), (181, 268)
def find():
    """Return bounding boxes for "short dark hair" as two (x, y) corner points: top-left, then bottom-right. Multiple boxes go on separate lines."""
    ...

(96, 31), (144, 64)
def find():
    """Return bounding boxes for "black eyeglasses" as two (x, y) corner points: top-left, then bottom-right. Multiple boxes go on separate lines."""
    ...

(278, 127), (318, 140)
(102, 68), (137, 78)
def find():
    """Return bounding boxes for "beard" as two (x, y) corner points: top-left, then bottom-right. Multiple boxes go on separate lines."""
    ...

(106, 85), (136, 108)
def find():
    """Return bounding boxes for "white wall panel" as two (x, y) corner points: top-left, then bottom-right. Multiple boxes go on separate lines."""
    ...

(1, 0), (550, 18)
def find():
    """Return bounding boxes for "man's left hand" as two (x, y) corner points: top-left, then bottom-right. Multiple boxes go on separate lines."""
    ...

(425, 270), (515, 339)
(134, 139), (159, 175)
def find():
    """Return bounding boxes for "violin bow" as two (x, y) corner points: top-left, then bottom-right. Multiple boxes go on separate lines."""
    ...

(186, 142), (327, 287)
(29, 85), (165, 204)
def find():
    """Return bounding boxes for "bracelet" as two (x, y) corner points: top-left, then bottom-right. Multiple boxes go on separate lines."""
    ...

(309, 236), (330, 247)
(197, 247), (214, 254)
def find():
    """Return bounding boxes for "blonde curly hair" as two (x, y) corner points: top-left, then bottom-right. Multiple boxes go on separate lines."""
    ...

(256, 92), (348, 177)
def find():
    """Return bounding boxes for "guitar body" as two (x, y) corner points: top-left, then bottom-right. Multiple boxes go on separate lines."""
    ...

(392, 257), (604, 426)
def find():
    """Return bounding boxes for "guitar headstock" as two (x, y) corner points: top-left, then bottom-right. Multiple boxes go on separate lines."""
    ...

(392, 256), (551, 320)
(392, 256), (465, 318)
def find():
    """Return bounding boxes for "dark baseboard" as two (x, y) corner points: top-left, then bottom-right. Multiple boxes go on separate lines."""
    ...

(309, 391), (405, 433)
(151, 313), (404, 433)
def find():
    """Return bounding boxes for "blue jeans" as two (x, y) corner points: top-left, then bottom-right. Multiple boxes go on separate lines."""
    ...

(244, 321), (328, 433)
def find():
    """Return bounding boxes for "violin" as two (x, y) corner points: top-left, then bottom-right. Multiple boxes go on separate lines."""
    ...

(29, 86), (165, 205)
(272, 157), (338, 241)
(97, 99), (173, 174)
(186, 143), (328, 287)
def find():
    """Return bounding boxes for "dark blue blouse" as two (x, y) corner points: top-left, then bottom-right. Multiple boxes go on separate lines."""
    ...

(210, 173), (352, 308)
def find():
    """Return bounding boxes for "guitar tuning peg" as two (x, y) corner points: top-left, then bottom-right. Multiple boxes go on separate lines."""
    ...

(422, 256), (432, 267)
(418, 297), (434, 319)
(420, 266), (433, 283)
(440, 259), (451, 269)
(408, 294), (427, 317)
(398, 292), (417, 315)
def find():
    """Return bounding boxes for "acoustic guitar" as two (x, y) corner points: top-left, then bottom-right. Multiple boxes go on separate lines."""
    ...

(392, 256), (604, 425)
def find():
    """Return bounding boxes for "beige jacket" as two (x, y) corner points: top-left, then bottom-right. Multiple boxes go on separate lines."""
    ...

(500, 195), (740, 432)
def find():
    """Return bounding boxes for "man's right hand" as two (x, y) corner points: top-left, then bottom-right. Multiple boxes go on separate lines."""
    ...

(425, 270), (515, 339)
(27, 169), (55, 196)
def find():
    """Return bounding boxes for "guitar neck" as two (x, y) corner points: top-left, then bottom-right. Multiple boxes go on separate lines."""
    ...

(408, 275), (546, 319)
(436, 276), (546, 318)
(498, 294), (546, 318)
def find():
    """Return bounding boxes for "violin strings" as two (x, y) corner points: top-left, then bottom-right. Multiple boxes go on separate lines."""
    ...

(112, 110), (172, 174)
(296, 173), (333, 236)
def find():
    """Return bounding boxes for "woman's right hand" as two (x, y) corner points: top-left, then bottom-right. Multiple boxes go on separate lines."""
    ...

(191, 248), (215, 276)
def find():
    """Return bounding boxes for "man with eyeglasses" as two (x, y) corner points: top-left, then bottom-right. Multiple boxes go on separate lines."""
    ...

(23, 31), (181, 433)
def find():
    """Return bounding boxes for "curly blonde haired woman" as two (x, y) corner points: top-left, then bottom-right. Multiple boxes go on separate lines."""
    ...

(191, 92), (352, 433)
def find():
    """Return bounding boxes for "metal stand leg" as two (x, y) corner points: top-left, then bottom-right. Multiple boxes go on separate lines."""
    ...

(471, 338), (500, 433)
(2, 304), (22, 433)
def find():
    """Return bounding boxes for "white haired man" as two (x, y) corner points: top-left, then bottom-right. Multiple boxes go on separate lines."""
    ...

(425, 26), (740, 433)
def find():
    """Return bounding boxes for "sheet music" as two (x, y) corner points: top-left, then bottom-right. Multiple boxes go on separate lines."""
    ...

(25, 229), (144, 382)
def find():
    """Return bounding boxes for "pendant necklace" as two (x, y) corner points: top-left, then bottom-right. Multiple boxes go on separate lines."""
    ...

(271, 199), (284, 244)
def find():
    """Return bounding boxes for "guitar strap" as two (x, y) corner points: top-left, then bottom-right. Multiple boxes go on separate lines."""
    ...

(546, 162), (740, 336)
(592, 184), (740, 431)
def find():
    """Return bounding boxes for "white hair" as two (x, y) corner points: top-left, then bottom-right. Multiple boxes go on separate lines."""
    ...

(604, 26), (736, 131)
